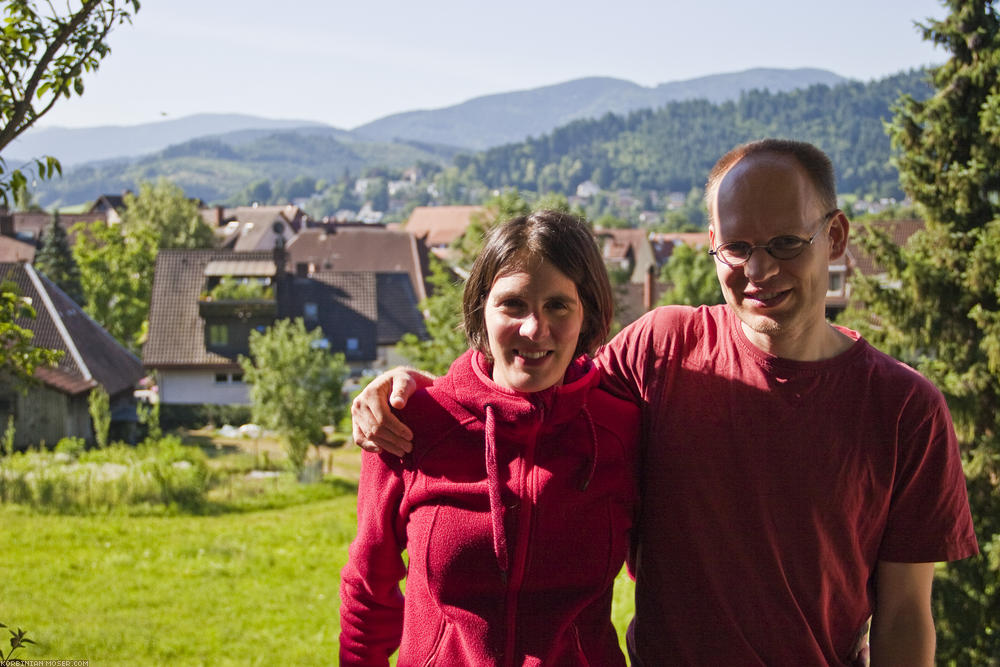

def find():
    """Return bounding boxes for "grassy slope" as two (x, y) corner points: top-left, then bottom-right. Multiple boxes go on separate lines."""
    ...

(1, 447), (636, 665)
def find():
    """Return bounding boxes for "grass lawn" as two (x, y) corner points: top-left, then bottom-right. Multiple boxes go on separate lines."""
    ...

(1, 445), (635, 665)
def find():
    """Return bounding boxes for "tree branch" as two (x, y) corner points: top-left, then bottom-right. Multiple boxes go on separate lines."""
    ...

(0, 0), (106, 150)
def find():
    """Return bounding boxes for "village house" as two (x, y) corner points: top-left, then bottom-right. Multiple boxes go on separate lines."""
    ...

(143, 243), (426, 415)
(404, 205), (484, 257)
(202, 204), (309, 251)
(0, 262), (143, 448)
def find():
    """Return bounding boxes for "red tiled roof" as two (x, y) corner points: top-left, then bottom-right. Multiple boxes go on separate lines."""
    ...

(846, 219), (925, 276)
(286, 227), (431, 302)
(405, 206), (483, 247)
(0, 236), (35, 262)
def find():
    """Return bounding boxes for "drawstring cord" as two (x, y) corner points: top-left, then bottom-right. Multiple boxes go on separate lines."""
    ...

(484, 404), (509, 580)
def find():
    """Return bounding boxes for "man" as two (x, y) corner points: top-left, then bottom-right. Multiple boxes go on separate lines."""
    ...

(352, 139), (978, 665)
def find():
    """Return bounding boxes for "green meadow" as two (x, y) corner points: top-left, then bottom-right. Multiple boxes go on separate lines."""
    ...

(1, 444), (635, 665)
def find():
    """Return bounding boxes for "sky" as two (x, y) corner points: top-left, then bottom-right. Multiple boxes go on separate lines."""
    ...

(37, 0), (951, 131)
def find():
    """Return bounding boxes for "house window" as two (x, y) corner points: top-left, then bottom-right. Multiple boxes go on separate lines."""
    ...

(828, 272), (844, 293)
(346, 338), (359, 352)
(215, 373), (229, 384)
(304, 302), (318, 320)
(209, 324), (229, 346)
(231, 373), (244, 383)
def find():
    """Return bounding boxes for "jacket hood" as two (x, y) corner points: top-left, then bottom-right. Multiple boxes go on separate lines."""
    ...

(441, 348), (601, 424)
(434, 349), (603, 580)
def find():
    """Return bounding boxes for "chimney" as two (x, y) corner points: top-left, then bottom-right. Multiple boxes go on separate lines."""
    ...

(643, 264), (656, 312)
(215, 205), (224, 226)
(272, 221), (286, 281)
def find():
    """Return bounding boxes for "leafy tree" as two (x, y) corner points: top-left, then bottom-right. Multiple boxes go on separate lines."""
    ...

(0, 279), (61, 383)
(71, 218), (157, 352)
(239, 318), (349, 474)
(838, 1), (1000, 660)
(657, 243), (723, 307)
(121, 179), (215, 249)
(73, 180), (210, 351)
(396, 257), (467, 375)
(34, 211), (84, 303)
(0, 0), (140, 205)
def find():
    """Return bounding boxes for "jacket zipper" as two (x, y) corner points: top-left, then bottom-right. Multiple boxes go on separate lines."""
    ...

(501, 414), (542, 666)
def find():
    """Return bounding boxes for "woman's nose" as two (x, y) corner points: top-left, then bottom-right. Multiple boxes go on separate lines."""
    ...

(519, 313), (545, 339)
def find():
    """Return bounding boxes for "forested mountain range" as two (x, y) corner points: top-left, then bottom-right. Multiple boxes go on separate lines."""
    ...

(352, 68), (846, 149)
(459, 69), (932, 201)
(26, 68), (931, 209)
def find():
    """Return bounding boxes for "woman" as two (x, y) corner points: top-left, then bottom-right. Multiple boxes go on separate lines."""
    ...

(339, 210), (640, 665)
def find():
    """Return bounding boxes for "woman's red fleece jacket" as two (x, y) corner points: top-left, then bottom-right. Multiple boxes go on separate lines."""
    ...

(339, 349), (640, 666)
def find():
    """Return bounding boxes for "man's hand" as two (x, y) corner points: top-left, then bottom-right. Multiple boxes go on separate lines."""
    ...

(351, 367), (433, 456)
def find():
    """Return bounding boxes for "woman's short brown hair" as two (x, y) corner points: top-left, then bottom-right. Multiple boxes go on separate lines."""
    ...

(462, 210), (613, 358)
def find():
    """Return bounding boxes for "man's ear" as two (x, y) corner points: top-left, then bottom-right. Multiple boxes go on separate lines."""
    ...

(828, 210), (850, 260)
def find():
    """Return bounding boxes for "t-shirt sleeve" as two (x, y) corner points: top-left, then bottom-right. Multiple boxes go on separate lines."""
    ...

(338, 451), (409, 665)
(878, 381), (978, 563)
(597, 308), (666, 406)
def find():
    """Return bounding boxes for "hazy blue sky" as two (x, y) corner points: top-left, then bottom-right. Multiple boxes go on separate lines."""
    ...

(38, 0), (950, 130)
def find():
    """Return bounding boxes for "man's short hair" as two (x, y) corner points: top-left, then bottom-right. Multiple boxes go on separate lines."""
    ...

(705, 138), (837, 226)
(462, 209), (613, 358)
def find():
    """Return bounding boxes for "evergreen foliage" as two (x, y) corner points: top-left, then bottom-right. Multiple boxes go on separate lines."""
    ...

(838, 1), (1000, 660)
(460, 71), (932, 203)
(33, 211), (84, 304)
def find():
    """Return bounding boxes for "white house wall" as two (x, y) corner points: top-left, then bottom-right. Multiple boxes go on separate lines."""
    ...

(159, 370), (250, 405)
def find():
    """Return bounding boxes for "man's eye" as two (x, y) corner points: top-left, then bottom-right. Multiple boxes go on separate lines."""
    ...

(723, 243), (751, 257)
(770, 236), (803, 251)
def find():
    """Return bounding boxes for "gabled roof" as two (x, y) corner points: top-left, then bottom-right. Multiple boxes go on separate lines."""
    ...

(89, 194), (127, 213)
(214, 205), (306, 251)
(10, 211), (108, 245)
(649, 232), (712, 266)
(0, 263), (142, 397)
(375, 273), (427, 344)
(593, 227), (658, 283)
(288, 271), (378, 362)
(846, 219), (925, 276)
(144, 249), (275, 368)
(285, 227), (431, 301)
(405, 205), (483, 247)
(0, 236), (36, 263)
(145, 249), (427, 370)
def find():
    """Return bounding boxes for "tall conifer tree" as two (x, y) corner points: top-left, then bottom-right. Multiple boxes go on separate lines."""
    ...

(34, 211), (84, 304)
(840, 1), (1000, 659)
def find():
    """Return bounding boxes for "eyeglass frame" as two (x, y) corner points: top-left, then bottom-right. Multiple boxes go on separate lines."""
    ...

(708, 209), (840, 268)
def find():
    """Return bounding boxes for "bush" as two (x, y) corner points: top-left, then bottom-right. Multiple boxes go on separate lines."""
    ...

(0, 437), (211, 513)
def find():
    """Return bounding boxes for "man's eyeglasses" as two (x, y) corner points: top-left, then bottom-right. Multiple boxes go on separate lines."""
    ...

(708, 209), (839, 268)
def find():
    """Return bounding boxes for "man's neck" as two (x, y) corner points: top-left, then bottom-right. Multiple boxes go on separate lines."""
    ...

(740, 319), (854, 362)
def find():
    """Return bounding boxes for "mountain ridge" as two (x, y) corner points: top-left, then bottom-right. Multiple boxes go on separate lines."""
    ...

(8, 67), (846, 166)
